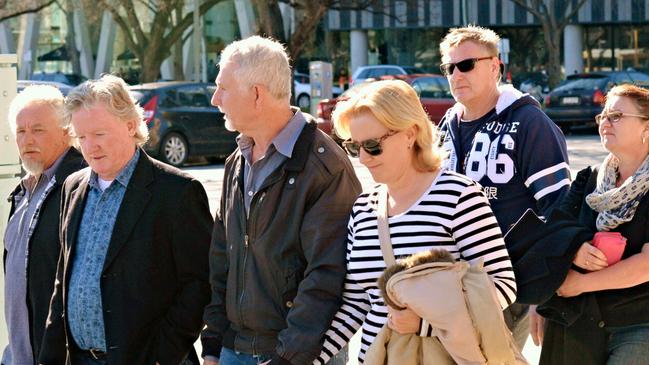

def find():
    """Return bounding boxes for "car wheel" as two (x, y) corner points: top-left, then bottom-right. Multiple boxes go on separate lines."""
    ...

(297, 93), (310, 111)
(160, 132), (188, 166)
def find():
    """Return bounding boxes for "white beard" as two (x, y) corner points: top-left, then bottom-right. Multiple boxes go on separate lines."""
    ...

(21, 158), (44, 176)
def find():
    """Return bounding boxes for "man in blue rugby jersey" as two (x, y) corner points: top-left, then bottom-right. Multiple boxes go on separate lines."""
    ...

(436, 25), (570, 350)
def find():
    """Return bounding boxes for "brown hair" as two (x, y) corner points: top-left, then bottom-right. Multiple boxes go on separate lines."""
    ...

(607, 84), (649, 118)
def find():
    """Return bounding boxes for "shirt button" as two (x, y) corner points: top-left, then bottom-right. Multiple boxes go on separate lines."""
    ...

(598, 321), (605, 328)
(317, 147), (325, 153)
(248, 191), (253, 196)
(288, 178), (295, 185)
(285, 301), (293, 308)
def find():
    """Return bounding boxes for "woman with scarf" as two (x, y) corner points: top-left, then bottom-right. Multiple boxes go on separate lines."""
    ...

(536, 84), (649, 364)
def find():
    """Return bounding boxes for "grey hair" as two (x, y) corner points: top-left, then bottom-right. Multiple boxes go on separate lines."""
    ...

(64, 74), (149, 146)
(8, 85), (68, 139)
(219, 35), (292, 101)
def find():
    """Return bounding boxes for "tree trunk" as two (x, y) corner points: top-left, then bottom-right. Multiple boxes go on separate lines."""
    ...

(173, 3), (184, 80)
(287, 3), (328, 62)
(141, 54), (164, 83)
(543, 26), (563, 89)
(253, 0), (285, 42)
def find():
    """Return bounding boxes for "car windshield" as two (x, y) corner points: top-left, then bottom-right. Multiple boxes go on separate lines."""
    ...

(554, 76), (608, 92)
(129, 90), (151, 104)
(403, 66), (426, 74)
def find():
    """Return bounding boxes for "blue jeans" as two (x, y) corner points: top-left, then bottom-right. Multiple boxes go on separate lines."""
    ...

(606, 322), (649, 365)
(219, 347), (272, 365)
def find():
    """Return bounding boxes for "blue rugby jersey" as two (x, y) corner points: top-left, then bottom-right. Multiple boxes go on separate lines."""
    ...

(438, 85), (570, 236)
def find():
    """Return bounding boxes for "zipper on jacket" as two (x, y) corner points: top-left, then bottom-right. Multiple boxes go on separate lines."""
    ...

(236, 166), (284, 337)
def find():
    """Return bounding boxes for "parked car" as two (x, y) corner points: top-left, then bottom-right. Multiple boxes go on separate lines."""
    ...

(31, 72), (87, 86)
(350, 65), (426, 86)
(317, 74), (455, 140)
(518, 72), (549, 103)
(293, 72), (342, 110)
(544, 70), (649, 127)
(129, 81), (238, 166)
(17, 80), (73, 95)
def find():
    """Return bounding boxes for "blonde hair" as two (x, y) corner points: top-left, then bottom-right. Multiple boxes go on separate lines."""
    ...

(440, 25), (500, 59)
(8, 85), (68, 139)
(220, 36), (292, 101)
(333, 80), (444, 172)
(64, 74), (149, 146)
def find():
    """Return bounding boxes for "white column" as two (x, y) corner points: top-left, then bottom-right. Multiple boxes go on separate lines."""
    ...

(234, 0), (255, 38)
(350, 30), (368, 76)
(0, 22), (15, 54)
(74, 9), (95, 78)
(564, 25), (584, 75)
(160, 58), (174, 80)
(16, 14), (40, 80)
(94, 11), (116, 78)
(279, 2), (293, 39)
(183, 26), (194, 79)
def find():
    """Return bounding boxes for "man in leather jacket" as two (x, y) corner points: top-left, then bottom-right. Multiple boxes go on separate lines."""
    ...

(201, 36), (361, 365)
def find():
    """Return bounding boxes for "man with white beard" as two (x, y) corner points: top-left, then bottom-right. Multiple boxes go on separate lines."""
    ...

(2, 85), (85, 365)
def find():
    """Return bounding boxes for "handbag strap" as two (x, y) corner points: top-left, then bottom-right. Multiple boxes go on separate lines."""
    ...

(377, 185), (397, 266)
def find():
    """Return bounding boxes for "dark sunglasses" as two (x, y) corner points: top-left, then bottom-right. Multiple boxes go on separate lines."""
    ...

(439, 56), (494, 76)
(342, 130), (398, 157)
(595, 110), (649, 125)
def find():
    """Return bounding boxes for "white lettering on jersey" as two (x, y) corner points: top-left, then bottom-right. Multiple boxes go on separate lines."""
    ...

(483, 186), (499, 200)
(465, 132), (516, 183)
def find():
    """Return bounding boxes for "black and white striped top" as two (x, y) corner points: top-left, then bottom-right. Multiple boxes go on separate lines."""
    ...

(314, 170), (517, 364)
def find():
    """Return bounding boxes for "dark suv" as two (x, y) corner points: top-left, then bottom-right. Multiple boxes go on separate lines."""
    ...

(130, 82), (238, 166)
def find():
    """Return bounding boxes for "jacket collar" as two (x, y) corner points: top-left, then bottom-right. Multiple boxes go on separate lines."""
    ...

(283, 119), (317, 173)
(54, 147), (86, 185)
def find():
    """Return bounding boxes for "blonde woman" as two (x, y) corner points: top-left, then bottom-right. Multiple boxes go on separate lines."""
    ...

(313, 80), (517, 364)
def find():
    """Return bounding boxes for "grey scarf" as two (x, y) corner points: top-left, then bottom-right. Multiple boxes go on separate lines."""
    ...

(586, 154), (649, 231)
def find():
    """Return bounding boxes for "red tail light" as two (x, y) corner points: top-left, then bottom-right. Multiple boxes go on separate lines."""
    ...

(593, 89), (606, 105)
(544, 95), (551, 107)
(142, 95), (159, 127)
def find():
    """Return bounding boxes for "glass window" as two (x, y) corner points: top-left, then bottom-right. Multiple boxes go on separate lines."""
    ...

(178, 86), (209, 107)
(159, 89), (179, 107)
(630, 72), (649, 83)
(412, 77), (452, 98)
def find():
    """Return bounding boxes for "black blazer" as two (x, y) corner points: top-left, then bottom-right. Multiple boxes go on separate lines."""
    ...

(4, 148), (86, 361)
(39, 151), (213, 365)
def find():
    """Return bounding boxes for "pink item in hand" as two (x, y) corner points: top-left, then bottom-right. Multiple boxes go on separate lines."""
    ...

(592, 232), (627, 265)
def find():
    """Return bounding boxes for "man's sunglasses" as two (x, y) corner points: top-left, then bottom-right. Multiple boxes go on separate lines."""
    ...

(439, 56), (494, 76)
(342, 130), (398, 157)
(595, 110), (649, 125)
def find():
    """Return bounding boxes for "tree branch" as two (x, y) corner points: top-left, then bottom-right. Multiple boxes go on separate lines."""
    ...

(119, 0), (148, 49)
(558, 0), (589, 29)
(509, 0), (544, 19)
(163, 0), (221, 46)
(0, 0), (56, 22)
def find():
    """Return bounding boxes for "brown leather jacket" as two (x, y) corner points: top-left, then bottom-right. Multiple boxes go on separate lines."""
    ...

(202, 120), (361, 365)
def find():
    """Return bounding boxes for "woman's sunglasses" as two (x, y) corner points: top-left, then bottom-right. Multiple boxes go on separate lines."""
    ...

(342, 130), (398, 157)
(439, 56), (494, 76)
(595, 111), (649, 125)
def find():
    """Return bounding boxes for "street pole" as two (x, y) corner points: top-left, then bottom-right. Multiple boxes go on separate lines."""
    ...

(193, 0), (201, 82)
